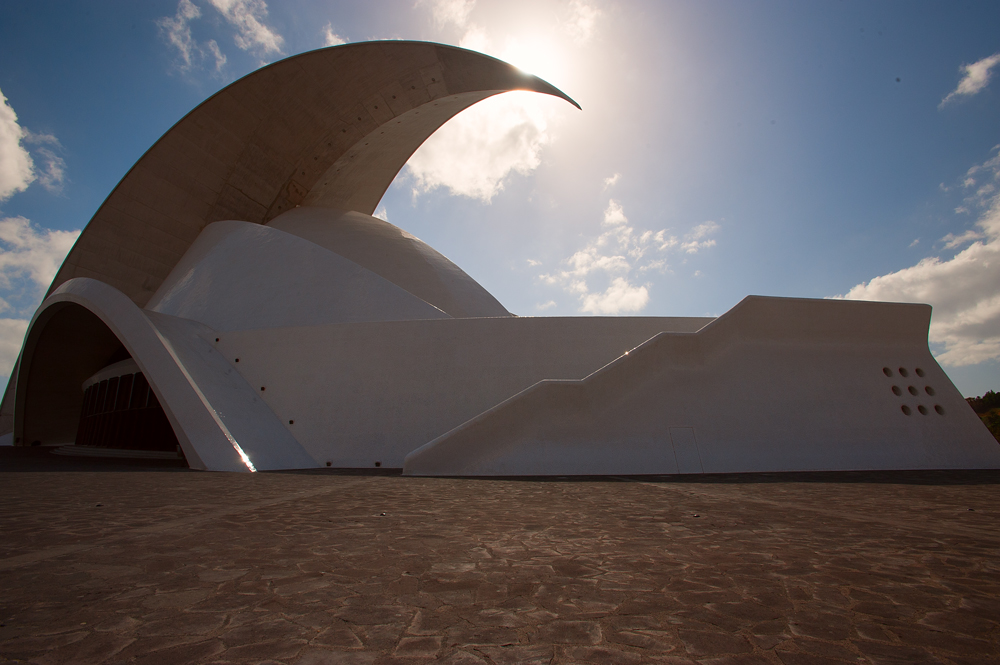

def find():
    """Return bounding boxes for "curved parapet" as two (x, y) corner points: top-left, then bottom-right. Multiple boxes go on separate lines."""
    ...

(404, 296), (1000, 475)
(46, 41), (578, 309)
(15, 278), (316, 471)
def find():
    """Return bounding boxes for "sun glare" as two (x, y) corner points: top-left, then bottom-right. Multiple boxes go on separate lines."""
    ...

(501, 37), (569, 88)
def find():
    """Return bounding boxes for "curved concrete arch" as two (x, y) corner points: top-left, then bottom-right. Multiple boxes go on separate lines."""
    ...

(15, 278), (316, 471)
(47, 41), (579, 309)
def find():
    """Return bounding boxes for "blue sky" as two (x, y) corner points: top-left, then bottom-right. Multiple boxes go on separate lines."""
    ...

(0, 0), (998, 396)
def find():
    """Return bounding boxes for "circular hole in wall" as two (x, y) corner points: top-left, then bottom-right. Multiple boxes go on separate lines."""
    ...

(892, 386), (902, 396)
(918, 405), (928, 415)
(925, 386), (935, 396)
(883, 367), (893, 377)
(374, 461), (381, 468)
(899, 368), (909, 377)
(260, 386), (266, 392)
(902, 405), (912, 415)
(935, 405), (945, 415)
(915, 368), (925, 377)
(288, 419), (294, 425)
(908, 386), (919, 396)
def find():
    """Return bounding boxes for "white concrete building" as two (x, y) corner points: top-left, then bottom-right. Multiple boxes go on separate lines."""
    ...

(2, 42), (997, 474)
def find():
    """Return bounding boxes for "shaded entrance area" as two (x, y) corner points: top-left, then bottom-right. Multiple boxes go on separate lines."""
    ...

(76, 364), (180, 452)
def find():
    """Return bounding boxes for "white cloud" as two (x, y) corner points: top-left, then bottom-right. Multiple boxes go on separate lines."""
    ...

(838, 150), (1000, 367)
(0, 216), (80, 295)
(158, 0), (283, 73)
(602, 172), (620, 190)
(0, 318), (28, 382)
(424, 0), (476, 28)
(405, 91), (552, 203)
(526, 258), (541, 267)
(206, 0), (283, 55)
(941, 52), (1000, 107)
(581, 277), (648, 314)
(157, 0), (203, 71)
(322, 22), (347, 47)
(565, 0), (601, 44)
(681, 221), (719, 254)
(373, 205), (388, 221)
(536, 300), (556, 311)
(0, 89), (35, 202)
(23, 132), (65, 194)
(206, 39), (227, 72)
(540, 198), (719, 314)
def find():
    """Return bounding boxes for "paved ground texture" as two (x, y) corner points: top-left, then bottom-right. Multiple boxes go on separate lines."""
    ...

(2, 449), (1000, 664)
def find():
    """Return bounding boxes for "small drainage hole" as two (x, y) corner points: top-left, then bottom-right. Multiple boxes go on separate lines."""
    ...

(374, 461), (381, 468)
(883, 367), (893, 377)
(935, 405), (945, 415)
(899, 367), (909, 377)
(891, 386), (902, 396)
(288, 419), (294, 425)
(260, 386), (266, 391)
(908, 386), (919, 396)
(918, 405), (928, 415)
(326, 461), (332, 467)
(901, 405), (912, 415)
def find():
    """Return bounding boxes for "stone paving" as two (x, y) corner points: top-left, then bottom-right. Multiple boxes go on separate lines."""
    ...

(2, 448), (1000, 664)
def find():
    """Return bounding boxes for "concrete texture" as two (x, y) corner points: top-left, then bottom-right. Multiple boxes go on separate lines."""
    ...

(2, 449), (1000, 664)
(268, 208), (510, 319)
(405, 296), (1000, 476)
(146, 219), (450, 331)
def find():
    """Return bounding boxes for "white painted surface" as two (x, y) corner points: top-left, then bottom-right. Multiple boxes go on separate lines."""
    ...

(268, 207), (510, 318)
(217, 316), (710, 468)
(17, 278), (314, 471)
(146, 220), (450, 331)
(404, 296), (1000, 476)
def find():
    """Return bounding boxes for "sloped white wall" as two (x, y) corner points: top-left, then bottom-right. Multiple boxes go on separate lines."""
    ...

(146, 220), (450, 331)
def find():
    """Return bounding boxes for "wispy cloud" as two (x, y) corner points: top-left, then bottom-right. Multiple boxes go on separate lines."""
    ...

(540, 197), (720, 314)
(0, 216), (81, 380)
(405, 92), (552, 202)
(158, 0), (283, 74)
(157, 0), (203, 71)
(373, 205), (388, 222)
(940, 52), (1000, 108)
(838, 147), (1000, 366)
(322, 22), (347, 47)
(423, 0), (476, 28)
(0, 90), (35, 202)
(406, 0), (582, 204)
(602, 172), (620, 190)
(206, 0), (283, 56)
(564, 0), (601, 44)
(0, 90), (67, 200)
(23, 131), (65, 194)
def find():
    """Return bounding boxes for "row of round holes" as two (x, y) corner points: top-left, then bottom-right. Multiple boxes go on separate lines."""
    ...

(902, 404), (944, 416)
(883, 366), (924, 378)
(892, 385), (935, 397)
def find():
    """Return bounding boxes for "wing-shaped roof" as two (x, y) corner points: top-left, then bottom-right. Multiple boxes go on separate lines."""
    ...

(48, 41), (579, 307)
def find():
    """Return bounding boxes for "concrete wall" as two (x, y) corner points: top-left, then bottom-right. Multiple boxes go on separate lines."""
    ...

(404, 296), (1000, 475)
(146, 220), (449, 331)
(217, 316), (712, 467)
(268, 207), (510, 318)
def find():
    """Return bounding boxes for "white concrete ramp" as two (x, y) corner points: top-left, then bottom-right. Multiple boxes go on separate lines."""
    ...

(403, 296), (1000, 476)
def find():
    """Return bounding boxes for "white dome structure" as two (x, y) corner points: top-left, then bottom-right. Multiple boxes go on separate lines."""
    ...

(3, 41), (997, 474)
